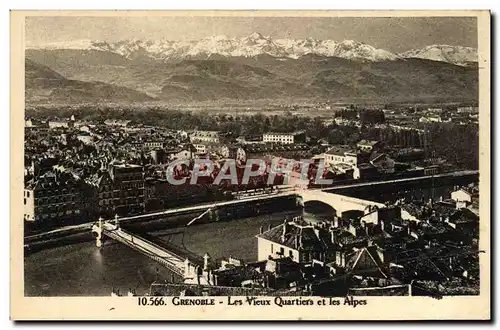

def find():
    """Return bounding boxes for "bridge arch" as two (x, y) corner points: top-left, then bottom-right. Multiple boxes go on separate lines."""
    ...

(302, 200), (337, 225)
(298, 190), (385, 218)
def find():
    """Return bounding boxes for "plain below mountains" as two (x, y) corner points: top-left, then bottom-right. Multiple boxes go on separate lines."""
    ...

(25, 38), (479, 104)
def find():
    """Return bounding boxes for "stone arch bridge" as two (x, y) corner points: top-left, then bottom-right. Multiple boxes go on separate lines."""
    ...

(297, 189), (386, 218)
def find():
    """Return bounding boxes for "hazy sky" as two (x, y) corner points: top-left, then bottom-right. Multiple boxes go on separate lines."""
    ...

(25, 16), (477, 52)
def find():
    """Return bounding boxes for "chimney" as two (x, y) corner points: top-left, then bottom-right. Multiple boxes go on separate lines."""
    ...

(330, 228), (337, 244)
(281, 219), (288, 243)
(334, 216), (341, 228)
(259, 226), (263, 235)
(268, 224), (272, 231)
(203, 253), (211, 271)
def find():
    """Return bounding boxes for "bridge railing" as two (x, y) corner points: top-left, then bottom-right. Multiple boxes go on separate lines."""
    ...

(104, 230), (185, 275)
(103, 227), (188, 272)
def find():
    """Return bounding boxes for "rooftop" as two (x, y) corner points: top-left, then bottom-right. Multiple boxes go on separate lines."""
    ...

(357, 163), (376, 170)
(264, 130), (305, 136)
(242, 143), (310, 154)
(256, 221), (327, 252)
(325, 146), (356, 156)
(114, 163), (142, 168)
(190, 131), (220, 138)
(357, 140), (380, 147)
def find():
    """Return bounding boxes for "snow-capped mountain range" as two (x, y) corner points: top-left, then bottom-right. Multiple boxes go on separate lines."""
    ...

(28, 32), (477, 66)
(399, 44), (478, 66)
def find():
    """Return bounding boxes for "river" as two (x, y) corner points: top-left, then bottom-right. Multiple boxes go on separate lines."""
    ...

(24, 211), (299, 296)
(24, 184), (461, 297)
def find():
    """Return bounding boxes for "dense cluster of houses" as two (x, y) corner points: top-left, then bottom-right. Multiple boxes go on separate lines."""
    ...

(317, 140), (395, 180)
(23, 113), (479, 297)
(381, 106), (479, 127)
(417, 107), (479, 125)
(24, 115), (445, 230)
(179, 184), (479, 296)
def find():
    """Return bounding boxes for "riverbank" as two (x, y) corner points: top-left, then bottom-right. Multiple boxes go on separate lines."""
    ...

(24, 171), (478, 252)
(24, 195), (300, 253)
(24, 211), (299, 296)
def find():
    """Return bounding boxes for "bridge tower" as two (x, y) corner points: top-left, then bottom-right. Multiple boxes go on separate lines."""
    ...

(208, 207), (219, 222)
(184, 258), (197, 282)
(203, 252), (211, 271)
(114, 214), (120, 229)
(91, 217), (104, 248)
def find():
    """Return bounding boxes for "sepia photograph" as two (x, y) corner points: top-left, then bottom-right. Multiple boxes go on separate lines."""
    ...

(10, 10), (491, 320)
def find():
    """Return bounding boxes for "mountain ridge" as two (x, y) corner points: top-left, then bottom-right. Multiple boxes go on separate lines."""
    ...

(25, 58), (155, 103)
(24, 53), (478, 104)
(27, 34), (477, 66)
(25, 34), (478, 104)
(399, 44), (477, 66)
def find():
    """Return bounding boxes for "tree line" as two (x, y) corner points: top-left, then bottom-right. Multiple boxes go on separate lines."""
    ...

(334, 109), (386, 125)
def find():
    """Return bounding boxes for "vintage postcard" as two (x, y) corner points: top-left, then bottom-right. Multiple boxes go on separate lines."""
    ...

(10, 10), (491, 320)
